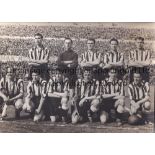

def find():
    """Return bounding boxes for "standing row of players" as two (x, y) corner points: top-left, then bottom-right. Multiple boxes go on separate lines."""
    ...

(0, 33), (153, 125)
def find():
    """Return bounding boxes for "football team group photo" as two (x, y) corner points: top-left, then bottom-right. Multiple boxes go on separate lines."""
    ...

(0, 23), (154, 132)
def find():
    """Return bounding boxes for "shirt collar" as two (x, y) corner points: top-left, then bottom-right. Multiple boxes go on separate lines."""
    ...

(110, 50), (118, 54)
(133, 82), (142, 87)
(137, 48), (144, 52)
(35, 44), (44, 49)
(87, 50), (96, 53)
(65, 49), (73, 53)
(108, 77), (117, 82)
(82, 79), (92, 84)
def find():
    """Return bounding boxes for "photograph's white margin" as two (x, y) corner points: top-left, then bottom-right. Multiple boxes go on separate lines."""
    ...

(0, 0), (154, 155)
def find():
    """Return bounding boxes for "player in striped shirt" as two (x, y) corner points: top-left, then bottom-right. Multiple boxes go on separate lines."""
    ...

(102, 38), (124, 69)
(128, 71), (151, 125)
(45, 68), (70, 123)
(79, 38), (102, 80)
(79, 38), (101, 68)
(0, 67), (24, 119)
(71, 68), (100, 124)
(128, 37), (152, 67)
(28, 33), (50, 80)
(128, 37), (152, 82)
(23, 69), (47, 122)
(99, 68), (125, 125)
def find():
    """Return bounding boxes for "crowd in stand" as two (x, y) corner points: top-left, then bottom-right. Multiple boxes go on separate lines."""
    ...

(0, 24), (155, 39)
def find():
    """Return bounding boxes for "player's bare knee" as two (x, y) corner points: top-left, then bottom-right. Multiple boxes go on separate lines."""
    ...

(22, 103), (27, 111)
(92, 98), (99, 104)
(61, 97), (69, 110)
(144, 101), (151, 111)
(90, 99), (100, 113)
(61, 97), (68, 104)
(117, 105), (124, 113)
(115, 98), (124, 107)
(15, 99), (23, 110)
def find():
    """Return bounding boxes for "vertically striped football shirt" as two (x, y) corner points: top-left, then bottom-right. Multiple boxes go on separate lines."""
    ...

(103, 51), (124, 65)
(29, 45), (49, 62)
(80, 50), (101, 62)
(128, 81), (149, 101)
(46, 77), (69, 94)
(99, 78), (124, 96)
(26, 80), (47, 97)
(0, 77), (24, 97)
(129, 49), (151, 62)
(75, 79), (99, 99)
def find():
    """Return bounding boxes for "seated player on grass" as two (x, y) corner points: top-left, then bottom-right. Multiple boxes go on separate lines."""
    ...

(99, 68), (126, 125)
(71, 68), (100, 124)
(128, 71), (151, 125)
(23, 69), (47, 122)
(0, 67), (24, 120)
(45, 68), (70, 123)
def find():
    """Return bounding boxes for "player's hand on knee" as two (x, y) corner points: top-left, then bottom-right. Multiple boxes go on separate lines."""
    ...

(130, 100), (136, 106)
(79, 101), (83, 107)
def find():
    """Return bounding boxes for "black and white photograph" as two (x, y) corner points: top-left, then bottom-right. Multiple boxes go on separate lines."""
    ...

(0, 22), (154, 132)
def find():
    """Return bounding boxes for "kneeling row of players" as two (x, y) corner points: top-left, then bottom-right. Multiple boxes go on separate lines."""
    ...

(0, 68), (151, 125)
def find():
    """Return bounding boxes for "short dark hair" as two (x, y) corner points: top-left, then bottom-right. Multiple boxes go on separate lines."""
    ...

(65, 37), (73, 43)
(135, 37), (144, 42)
(34, 33), (43, 39)
(110, 38), (119, 45)
(87, 38), (96, 44)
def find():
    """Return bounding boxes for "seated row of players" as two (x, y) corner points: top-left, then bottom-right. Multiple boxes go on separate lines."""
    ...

(0, 66), (151, 125)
